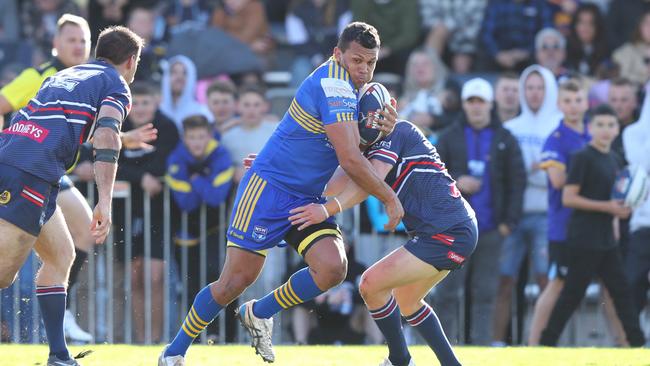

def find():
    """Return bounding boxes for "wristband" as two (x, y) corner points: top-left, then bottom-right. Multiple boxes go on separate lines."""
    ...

(320, 204), (330, 219)
(333, 197), (343, 214)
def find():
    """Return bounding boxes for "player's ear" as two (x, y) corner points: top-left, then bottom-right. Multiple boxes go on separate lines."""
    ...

(333, 47), (342, 63)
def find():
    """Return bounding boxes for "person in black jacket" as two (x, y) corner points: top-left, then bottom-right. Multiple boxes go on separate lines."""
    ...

(431, 78), (526, 345)
(115, 81), (180, 343)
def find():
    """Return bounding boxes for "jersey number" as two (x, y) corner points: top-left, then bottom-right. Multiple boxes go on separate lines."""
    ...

(42, 69), (103, 92)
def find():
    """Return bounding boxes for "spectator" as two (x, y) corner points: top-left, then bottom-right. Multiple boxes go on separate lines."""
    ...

(160, 54), (212, 131)
(433, 78), (526, 345)
(222, 86), (278, 183)
(534, 28), (569, 78)
(566, 3), (610, 77)
(607, 0), (650, 50)
(493, 65), (561, 346)
(206, 78), (239, 136)
(480, 0), (553, 71)
(211, 0), (273, 57)
(285, 0), (352, 86)
(398, 49), (447, 141)
(419, 0), (488, 73)
(548, 0), (579, 35)
(290, 243), (378, 344)
(166, 115), (234, 337)
(613, 10), (650, 87)
(351, 0), (420, 75)
(127, 6), (166, 82)
(608, 77), (639, 159)
(20, 0), (81, 65)
(163, 0), (214, 35)
(115, 81), (180, 344)
(623, 83), (650, 319)
(494, 72), (520, 123)
(0, 0), (19, 42)
(529, 78), (590, 345)
(539, 105), (646, 347)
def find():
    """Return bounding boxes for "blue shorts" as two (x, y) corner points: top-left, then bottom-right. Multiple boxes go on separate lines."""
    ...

(226, 170), (339, 256)
(404, 218), (478, 270)
(0, 164), (59, 236)
(59, 175), (74, 191)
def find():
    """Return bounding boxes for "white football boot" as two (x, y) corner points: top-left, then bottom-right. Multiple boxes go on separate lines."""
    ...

(237, 300), (275, 363)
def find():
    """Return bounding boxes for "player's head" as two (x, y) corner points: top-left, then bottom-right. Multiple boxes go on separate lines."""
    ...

(334, 22), (380, 89)
(557, 78), (588, 123)
(524, 70), (545, 113)
(53, 14), (91, 67)
(206, 79), (238, 125)
(237, 86), (268, 127)
(607, 77), (638, 125)
(588, 104), (619, 148)
(182, 115), (213, 159)
(129, 81), (159, 127)
(95, 26), (145, 84)
(462, 78), (494, 129)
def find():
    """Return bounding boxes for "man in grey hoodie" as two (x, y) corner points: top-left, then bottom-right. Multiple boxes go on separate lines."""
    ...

(492, 65), (561, 346)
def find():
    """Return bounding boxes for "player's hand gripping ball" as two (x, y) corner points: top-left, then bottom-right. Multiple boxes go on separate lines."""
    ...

(358, 82), (392, 146)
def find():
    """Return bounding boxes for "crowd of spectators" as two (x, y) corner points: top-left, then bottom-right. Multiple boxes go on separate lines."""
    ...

(1, 0), (650, 347)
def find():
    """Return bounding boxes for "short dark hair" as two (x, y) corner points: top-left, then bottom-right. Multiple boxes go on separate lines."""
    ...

(337, 22), (380, 51)
(589, 104), (618, 120)
(130, 81), (158, 96)
(558, 78), (584, 93)
(497, 71), (519, 82)
(206, 79), (237, 99)
(238, 85), (266, 100)
(95, 26), (144, 65)
(610, 77), (636, 89)
(182, 115), (211, 132)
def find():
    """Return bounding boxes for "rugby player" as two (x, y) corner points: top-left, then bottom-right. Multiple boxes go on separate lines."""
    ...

(0, 26), (143, 365)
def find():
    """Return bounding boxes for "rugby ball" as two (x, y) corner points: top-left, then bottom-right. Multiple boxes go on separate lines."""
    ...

(358, 82), (391, 146)
(612, 167), (649, 209)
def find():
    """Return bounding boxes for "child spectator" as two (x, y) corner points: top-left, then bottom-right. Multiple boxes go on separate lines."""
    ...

(115, 81), (180, 344)
(221, 86), (278, 183)
(205, 78), (238, 136)
(539, 105), (646, 347)
(166, 115), (234, 336)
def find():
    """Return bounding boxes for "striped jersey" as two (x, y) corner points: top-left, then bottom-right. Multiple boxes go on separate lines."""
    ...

(365, 121), (475, 234)
(0, 60), (131, 183)
(252, 56), (357, 197)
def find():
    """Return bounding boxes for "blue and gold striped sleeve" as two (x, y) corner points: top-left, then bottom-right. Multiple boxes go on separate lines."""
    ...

(315, 59), (357, 125)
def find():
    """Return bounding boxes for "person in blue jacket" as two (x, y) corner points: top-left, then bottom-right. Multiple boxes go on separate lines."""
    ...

(166, 114), (234, 337)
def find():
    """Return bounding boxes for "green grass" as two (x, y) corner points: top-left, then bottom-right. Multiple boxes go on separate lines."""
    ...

(1, 344), (649, 366)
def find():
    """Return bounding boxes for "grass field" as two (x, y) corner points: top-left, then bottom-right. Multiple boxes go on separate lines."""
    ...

(1, 344), (650, 366)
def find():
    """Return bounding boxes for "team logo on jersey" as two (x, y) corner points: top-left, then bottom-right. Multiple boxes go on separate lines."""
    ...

(4, 121), (49, 143)
(252, 225), (268, 242)
(0, 191), (10, 205)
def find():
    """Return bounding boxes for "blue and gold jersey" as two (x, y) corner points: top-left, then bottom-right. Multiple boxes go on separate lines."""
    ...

(252, 57), (357, 197)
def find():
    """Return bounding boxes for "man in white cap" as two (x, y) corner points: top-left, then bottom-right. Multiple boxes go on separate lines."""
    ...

(431, 77), (527, 345)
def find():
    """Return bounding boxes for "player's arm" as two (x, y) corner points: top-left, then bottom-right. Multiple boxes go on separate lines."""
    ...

(323, 166), (350, 197)
(90, 105), (123, 244)
(325, 122), (403, 230)
(290, 159), (393, 231)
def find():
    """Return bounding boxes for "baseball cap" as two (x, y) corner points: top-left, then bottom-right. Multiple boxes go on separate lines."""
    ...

(461, 78), (494, 102)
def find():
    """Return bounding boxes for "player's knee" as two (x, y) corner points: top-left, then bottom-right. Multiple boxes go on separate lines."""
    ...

(314, 256), (347, 290)
(358, 272), (378, 302)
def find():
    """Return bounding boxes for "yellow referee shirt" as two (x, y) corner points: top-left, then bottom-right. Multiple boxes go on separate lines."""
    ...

(0, 58), (65, 110)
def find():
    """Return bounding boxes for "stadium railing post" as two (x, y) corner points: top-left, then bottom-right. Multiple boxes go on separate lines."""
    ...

(218, 203), (227, 344)
(124, 182), (133, 344)
(180, 212), (189, 323)
(199, 204), (208, 344)
(163, 185), (171, 344)
(144, 192), (153, 345)
(11, 260), (20, 343)
(86, 180), (96, 342)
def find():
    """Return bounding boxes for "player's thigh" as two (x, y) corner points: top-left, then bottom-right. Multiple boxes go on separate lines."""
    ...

(0, 219), (37, 286)
(361, 247), (441, 295)
(394, 269), (449, 313)
(217, 246), (266, 288)
(56, 186), (93, 250)
(34, 207), (75, 268)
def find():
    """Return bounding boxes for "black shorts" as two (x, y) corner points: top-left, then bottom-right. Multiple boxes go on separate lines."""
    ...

(548, 241), (569, 279)
(0, 164), (58, 236)
(285, 221), (342, 257)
